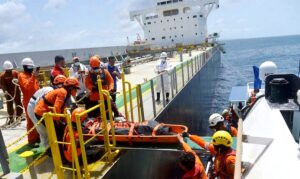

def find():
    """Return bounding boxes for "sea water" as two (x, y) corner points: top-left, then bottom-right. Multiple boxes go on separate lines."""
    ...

(212, 35), (300, 113)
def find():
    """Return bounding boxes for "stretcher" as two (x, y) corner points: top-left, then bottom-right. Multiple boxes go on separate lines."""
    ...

(85, 119), (188, 144)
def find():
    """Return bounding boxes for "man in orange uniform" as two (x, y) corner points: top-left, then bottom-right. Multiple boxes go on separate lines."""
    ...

(177, 134), (207, 179)
(183, 131), (236, 179)
(85, 56), (120, 118)
(50, 55), (66, 84)
(63, 108), (102, 163)
(34, 77), (80, 141)
(208, 113), (237, 137)
(0, 61), (23, 124)
(18, 58), (40, 147)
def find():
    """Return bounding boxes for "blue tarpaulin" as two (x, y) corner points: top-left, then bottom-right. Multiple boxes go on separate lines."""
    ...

(253, 66), (262, 90)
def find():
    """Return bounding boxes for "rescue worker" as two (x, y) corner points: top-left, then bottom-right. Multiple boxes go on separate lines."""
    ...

(177, 134), (207, 179)
(27, 75), (66, 148)
(63, 108), (102, 163)
(34, 77), (80, 141)
(183, 131), (236, 179)
(18, 58), (40, 147)
(107, 57), (121, 102)
(50, 55), (66, 84)
(222, 109), (231, 123)
(85, 56), (120, 118)
(155, 52), (172, 103)
(209, 113), (237, 137)
(0, 61), (23, 124)
(70, 56), (88, 95)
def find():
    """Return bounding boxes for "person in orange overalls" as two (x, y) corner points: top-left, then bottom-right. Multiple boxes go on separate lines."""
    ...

(85, 56), (120, 118)
(177, 134), (207, 179)
(50, 55), (66, 84)
(208, 113), (237, 137)
(63, 108), (102, 163)
(34, 77), (80, 141)
(183, 131), (236, 179)
(0, 61), (23, 124)
(18, 58), (40, 147)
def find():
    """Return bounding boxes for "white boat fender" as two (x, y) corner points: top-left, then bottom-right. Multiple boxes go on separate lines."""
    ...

(259, 61), (277, 81)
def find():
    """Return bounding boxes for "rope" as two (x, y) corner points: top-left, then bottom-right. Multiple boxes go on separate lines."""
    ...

(5, 117), (45, 149)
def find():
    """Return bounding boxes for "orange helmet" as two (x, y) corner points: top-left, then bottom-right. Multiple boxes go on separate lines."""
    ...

(53, 75), (66, 85)
(71, 108), (87, 122)
(89, 56), (100, 68)
(63, 77), (80, 88)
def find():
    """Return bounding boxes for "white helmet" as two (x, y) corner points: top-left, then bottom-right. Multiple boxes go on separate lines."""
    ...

(160, 52), (167, 58)
(209, 113), (224, 127)
(222, 109), (229, 116)
(3, 61), (13, 70)
(259, 61), (277, 81)
(21, 57), (35, 66)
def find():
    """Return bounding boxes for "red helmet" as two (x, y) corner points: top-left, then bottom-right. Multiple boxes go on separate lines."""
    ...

(53, 75), (66, 85)
(63, 77), (80, 88)
(71, 108), (87, 123)
(89, 56), (100, 68)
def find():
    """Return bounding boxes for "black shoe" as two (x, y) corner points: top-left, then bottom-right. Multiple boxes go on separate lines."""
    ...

(166, 98), (169, 103)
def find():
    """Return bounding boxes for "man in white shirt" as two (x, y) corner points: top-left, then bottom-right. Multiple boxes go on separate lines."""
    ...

(155, 52), (173, 103)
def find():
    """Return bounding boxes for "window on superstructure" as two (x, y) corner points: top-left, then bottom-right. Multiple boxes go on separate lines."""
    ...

(144, 23), (146, 25)
(157, 2), (160, 5)
(174, 18), (176, 21)
(183, 7), (191, 13)
(175, 35), (177, 38)
(167, 1), (172, 4)
(147, 22), (151, 25)
(195, 33), (198, 35)
(193, 15), (197, 18)
(152, 38), (155, 40)
(161, 20), (163, 23)
(161, 2), (166, 5)
(149, 30), (151, 33)
(162, 36), (166, 39)
(167, 19), (169, 22)
(195, 24), (197, 27)
(174, 27), (177, 29)
(181, 26), (183, 28)
(199, 15), (203, 17)
(181, 34), (184, 37)
(173, 0), (178, 3)
(163, 9), (179, 17)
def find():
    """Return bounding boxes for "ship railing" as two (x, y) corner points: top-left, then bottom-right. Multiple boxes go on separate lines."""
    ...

(43, 76), (119, 179)
(119, 46), (218, 122)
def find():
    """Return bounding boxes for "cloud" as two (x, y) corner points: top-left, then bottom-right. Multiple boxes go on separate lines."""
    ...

(44, 0), (68, 9)
(0, 1), (26, 23)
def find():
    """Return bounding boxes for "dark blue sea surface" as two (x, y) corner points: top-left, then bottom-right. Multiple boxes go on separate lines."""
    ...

(212, 35), (300, 113)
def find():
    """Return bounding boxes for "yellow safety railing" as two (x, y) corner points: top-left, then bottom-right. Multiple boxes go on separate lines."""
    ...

(121, 73), (144, 123)
(44, 75), (119, 179)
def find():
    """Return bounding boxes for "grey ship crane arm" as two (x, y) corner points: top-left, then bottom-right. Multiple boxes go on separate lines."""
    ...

(130, 7), (157, 26)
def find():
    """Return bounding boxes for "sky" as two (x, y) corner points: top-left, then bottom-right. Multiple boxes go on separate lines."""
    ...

(0, 0), (299, 54)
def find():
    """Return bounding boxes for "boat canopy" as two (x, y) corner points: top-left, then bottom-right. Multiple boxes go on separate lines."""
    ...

(229, 86), (248, 103)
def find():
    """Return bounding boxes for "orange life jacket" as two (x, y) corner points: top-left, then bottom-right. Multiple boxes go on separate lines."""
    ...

(214, 149), (236, 179)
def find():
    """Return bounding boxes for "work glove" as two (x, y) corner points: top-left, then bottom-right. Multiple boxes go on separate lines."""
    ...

(182, 132), (190, 138)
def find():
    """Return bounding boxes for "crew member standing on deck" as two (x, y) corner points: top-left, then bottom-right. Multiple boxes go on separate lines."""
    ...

(183, 131), (236, 179)
(0, 61), (23, 124)
(51, 55), (66, 84)
(155, 52), (172, 103)
(70, 56), (88, 95)
(18, 58), (40, 147)
(107, 57), (121, 102)
(209, 113), (238, 137)
(85, 56), (121, 118)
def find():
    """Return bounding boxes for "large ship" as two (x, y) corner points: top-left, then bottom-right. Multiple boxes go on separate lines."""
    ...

(130, 0), (219, 48)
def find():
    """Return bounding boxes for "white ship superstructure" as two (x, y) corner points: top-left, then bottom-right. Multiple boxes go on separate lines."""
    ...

(130, 0), (219, 48)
